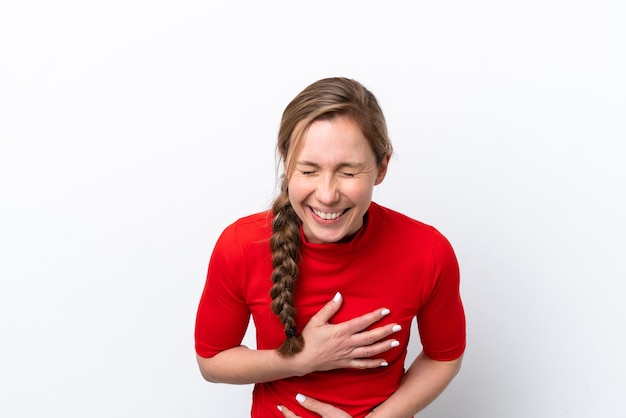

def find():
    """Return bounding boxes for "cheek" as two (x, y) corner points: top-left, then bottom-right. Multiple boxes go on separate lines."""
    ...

(287, 177), (308, 202)
(343, 180), (375, 202)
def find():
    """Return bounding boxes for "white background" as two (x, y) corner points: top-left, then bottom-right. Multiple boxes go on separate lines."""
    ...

(1, 1), (625, 417)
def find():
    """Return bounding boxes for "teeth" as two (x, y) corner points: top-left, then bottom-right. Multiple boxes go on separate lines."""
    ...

(312, 209), (344, 220)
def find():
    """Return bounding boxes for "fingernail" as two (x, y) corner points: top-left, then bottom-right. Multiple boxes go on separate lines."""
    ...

(392, 325), (401, 332)
(277, 405), (283, 412)
(296, 393), (307, 403)
(391, 340), (400, 347)
(333, 292), (342, 303)
(380, 361), (389, 367)
(381, 308), (390, 316)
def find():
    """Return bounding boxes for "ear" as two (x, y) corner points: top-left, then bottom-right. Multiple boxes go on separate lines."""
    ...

(374, 154), (390, 185)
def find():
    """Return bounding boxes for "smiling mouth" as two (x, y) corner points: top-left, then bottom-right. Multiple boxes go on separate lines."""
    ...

(310, 207), (348, 220)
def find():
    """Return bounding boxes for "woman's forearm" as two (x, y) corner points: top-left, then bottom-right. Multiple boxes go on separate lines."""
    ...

(197, 296), (402, 385)
(370, 352), (463, 418)
(197, 345), (307, 384)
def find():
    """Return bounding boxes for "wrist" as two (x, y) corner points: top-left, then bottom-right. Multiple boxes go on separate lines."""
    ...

(288, 350), (313, 377)
(274, 346), (310, 377)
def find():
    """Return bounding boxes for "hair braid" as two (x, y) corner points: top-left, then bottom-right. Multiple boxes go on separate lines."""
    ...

(269, 190), (304, 356)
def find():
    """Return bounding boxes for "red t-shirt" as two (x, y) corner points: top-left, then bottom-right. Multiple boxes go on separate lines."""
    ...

(195, 202), (465, 417)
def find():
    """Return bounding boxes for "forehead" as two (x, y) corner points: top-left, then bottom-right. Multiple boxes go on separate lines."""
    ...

(296, 116), (374, 162)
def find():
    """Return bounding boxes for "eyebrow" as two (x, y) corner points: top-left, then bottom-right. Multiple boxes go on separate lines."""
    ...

(296, 161), (364, 169)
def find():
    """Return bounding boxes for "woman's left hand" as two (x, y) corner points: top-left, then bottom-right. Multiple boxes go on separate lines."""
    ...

(278, 394), (373, 418)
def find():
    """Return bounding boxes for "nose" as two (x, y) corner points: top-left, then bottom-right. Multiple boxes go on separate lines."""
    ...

(315, 173), (340, 204)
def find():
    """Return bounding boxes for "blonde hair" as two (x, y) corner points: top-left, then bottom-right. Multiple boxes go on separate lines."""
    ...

(270, 77), (393, 356)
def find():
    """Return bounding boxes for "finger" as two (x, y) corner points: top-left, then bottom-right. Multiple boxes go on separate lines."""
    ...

(337, 307), (391, 335)
(350, 338), (401, 362)
(277, 405), (300, 418)
(308, 292), (343, 325)
(346, 357), (391, 369)
(351, 323), (402, 348)
(296, 393), (349, 417)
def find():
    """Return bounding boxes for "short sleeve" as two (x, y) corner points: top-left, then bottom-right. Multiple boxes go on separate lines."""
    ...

(417, 233), (466, 361)
(194, 223), (251, 358)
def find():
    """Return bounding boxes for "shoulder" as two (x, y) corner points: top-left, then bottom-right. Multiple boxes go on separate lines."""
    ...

(207, 211), (273, 277)
(218, 210), (273, 244)
(370, 202), (455, 254)
(370, 202), (441, 237)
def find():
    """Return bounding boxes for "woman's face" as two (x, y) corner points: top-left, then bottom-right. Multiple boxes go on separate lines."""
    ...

(287, 116), (388, 244)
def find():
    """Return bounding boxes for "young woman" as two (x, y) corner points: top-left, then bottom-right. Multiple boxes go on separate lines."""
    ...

(195, 77), (466, 417)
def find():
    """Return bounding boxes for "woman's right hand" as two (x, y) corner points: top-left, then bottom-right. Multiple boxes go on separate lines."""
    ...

(294, 292), (402, 375)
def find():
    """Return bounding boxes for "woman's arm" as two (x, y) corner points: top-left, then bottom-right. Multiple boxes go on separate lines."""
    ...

(369, 352), (463, 417)
(197, 345), (302, 384)
(197, 293), (403, 384)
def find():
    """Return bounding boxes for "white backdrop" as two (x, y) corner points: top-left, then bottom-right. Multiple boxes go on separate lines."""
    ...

(1, 1), (625, 417)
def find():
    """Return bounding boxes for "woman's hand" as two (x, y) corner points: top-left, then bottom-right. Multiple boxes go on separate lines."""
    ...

(293, 292), (402, 375)
(278, 393), (372, 418)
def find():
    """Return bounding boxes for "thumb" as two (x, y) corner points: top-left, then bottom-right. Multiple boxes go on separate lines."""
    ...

(309, 292), (343, 325)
